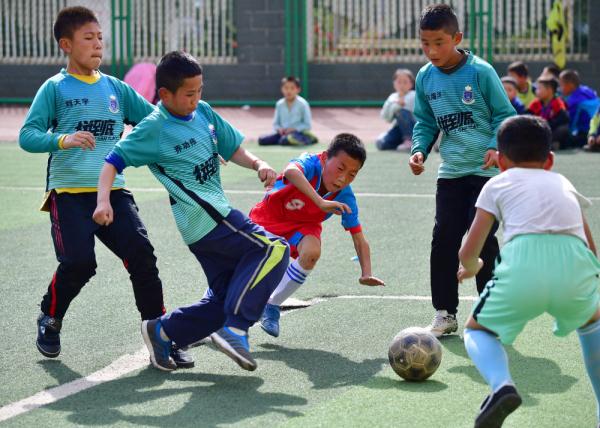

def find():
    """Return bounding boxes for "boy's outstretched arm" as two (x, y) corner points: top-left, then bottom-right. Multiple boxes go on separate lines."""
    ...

(583, 214), (597, 257)
(284, 164), (351, 215)
(92, 163), (118, 226)
(229, 146), (277, 187)
(458, 208), (496, 282)
(351, 231), (385, 286)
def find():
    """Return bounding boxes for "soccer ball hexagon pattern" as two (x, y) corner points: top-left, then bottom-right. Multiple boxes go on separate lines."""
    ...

(388, 327), (442, 381)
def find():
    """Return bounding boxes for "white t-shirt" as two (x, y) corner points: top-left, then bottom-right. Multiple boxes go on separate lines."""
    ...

(476, 168), (591, 244)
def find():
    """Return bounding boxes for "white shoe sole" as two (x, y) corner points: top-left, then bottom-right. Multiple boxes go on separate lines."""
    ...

(210, 332), (257, 371)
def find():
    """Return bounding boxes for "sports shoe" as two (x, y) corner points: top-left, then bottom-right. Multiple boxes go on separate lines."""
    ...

(260, 303), (281, 337)
(475, 384), (522, 428)
(211, 327), (257, 371)
(141, 319), (177, 371)
(170, 344), (194, 369)
(36, 312), (62, 358)
(425, 310), (458, 338)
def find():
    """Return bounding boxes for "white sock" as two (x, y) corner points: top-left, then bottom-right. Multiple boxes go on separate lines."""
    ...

(268, 259), (311, 306)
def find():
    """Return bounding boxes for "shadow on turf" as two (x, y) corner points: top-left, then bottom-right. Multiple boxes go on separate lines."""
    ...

(40, 364), (307, 427)
(444, 342), (579, 406)
(255, 343), (387, 389)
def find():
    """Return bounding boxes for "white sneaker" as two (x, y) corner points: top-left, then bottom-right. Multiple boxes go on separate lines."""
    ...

(426, 310), (458, 338)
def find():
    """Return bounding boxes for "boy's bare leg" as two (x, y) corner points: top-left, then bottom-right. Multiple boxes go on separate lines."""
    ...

(260, 235), (320, 337)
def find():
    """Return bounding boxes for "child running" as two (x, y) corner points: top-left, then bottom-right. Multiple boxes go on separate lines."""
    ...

(94, 51), (289, 372)
(459, 115), (600, 427)
(249, 133), (385, 337)
(19, 6), (192, 367)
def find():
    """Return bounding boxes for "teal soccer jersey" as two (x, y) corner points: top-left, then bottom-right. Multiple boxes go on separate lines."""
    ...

(411, 51), (516, 178)
(110, 101), (244, 244)
(19, 69), (155, 189)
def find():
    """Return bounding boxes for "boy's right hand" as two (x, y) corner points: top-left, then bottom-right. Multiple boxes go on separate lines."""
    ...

(93, 201), (114, 226)
(409, 152), (425, 175)
(317, 199), (351, 215)
(63, 131), (96, 150)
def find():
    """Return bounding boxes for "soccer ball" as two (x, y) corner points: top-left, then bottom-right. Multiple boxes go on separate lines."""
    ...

(388, 327), (442, 381)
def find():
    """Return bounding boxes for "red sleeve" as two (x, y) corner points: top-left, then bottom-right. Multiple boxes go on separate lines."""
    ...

(345, 225), (363, 235)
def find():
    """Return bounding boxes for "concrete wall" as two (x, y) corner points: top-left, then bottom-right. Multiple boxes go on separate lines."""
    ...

(1, 0), (598, 103)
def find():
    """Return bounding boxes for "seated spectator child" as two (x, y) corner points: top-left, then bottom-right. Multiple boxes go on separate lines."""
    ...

(258, 76), (318, 146)
(559, 69), (599, 147)
(376, 68), (416, 151)
(501, 76), (526, 114)
(527, 74), (570, 149)
(507, 61), (537, 107)
(584, 105), (600, 152)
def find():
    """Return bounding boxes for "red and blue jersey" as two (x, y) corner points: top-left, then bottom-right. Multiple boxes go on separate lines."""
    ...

(250, 152), (362, 240)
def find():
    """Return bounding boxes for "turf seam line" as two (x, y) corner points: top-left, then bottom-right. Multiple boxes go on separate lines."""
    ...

(0, 294), (474, 422)
(3, 186), (600, 200)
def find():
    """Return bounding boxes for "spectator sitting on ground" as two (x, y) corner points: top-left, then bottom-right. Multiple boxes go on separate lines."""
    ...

(527, 74), (570, 150)
(501, 76), (526, 115)
(559, 69), (599, 148)
(507, 61), (537, 108)
(258, 76), (318, 146)
(376, 68), (416, 152)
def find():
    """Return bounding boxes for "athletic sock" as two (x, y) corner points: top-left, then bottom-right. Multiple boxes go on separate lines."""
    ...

(268, 259), (311, 306)
(578, 317), (600, 422)
(464, 328), (513, 393)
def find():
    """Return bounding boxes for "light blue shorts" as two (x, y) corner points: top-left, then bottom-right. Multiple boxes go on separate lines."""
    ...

(472, 234), (600, 345)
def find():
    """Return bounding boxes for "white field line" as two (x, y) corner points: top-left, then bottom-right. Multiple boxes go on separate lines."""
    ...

(2, 186), (600, 201)
(0, 294), (476, 422)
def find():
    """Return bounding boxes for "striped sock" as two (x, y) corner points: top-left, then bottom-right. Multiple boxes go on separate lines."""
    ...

(268, 259), (311, 306)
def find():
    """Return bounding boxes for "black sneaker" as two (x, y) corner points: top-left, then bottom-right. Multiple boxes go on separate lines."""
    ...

(36, 312), (62, 358)
(171, 344), (194, 369)
(475, 384), (522, 428)
(211, 327), (257, 371)
(141, 319), (177, 371)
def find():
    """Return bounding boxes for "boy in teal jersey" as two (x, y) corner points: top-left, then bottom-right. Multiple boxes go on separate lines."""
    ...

(408, 4), (516, 337)
(19, 6), (192, 368)
(458, 115), (600, 427)
(94, 51), (290, 372)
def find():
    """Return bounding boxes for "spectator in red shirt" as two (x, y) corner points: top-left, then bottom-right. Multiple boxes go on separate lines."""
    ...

(527, 74), (570, 149)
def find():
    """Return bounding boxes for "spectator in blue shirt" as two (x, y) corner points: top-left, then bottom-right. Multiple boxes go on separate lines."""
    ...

(258, 76), (318, 146)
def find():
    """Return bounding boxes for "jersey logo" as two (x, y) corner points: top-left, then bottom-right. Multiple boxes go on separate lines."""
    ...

(285, 199), (305, 211)
(208, 123), (218, 146)
(108, 95), (120, 113)
(462, 85), (475, 105)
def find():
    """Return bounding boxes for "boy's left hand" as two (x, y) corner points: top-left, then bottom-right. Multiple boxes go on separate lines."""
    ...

(457, 259), (484, 283)
(482, 149), (498, 170)
(359, 276), (385, 286)
(256, 161), (277, 187)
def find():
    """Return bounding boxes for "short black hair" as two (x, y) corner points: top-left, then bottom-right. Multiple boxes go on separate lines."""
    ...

(420, 4), (459, 35)
(497, 116), (551, 163)
(326, 133), (366, 167)
(537, 74), (559, 93)
(281, 76), (301, 88)
(500, 76), (518, 89)
(53, 6), (99, 43)
(559, 69), (580, 86)
(156, 51), (202, 93)
(507, 61), (529, 78)
(543, 63), (561, 78)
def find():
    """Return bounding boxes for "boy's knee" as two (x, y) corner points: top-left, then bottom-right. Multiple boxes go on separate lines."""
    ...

(298, 247), (320, 270)
(59, 257), (97, 281)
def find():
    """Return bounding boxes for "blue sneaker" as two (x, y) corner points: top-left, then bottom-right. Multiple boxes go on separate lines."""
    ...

(260, 304), (281, 337)
(36, 313), (62, 358)
(141, 319), (177, 371)
(211, 327), (257, 371)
